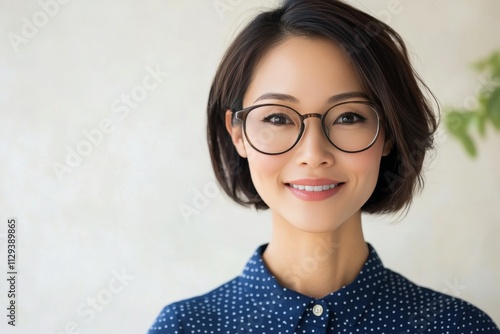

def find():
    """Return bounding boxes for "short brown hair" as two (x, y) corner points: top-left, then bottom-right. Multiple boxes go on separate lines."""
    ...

(207, 0), (438, 214)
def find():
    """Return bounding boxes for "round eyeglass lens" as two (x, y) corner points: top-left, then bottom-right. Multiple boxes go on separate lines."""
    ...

(323, 102), (379, 152)
(244, 105), (302, 154)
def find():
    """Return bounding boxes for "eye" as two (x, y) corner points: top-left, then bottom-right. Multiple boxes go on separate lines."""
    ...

(334, 112), (366, 124)
(263, 113), (294, 126)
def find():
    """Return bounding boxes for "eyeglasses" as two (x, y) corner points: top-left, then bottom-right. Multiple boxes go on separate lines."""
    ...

(233, 101), (381, 155)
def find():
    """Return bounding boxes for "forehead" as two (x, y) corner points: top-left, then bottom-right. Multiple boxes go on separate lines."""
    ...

(243, 36), (363, 107)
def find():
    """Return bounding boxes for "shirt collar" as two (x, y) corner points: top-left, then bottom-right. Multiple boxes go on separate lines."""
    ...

(239, 243), (388, 329)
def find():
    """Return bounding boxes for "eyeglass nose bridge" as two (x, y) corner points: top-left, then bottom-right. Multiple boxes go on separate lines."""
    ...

(301, 112), (328, 132)
(301, 113), (323, 120)
(298, 112), (328, 142)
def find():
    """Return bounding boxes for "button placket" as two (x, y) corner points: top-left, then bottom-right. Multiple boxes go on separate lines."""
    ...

(312, 304), (324, 316)
(296, 301), (330, 331)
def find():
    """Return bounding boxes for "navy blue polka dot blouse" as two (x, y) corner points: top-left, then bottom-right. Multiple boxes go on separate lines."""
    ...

(149, 244), (499, 333)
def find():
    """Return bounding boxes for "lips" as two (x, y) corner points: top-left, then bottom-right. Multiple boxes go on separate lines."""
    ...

(285, 179), (345, 200)
(289, 183), (339, 192)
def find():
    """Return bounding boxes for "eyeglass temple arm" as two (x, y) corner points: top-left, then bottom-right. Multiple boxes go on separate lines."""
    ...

(231, 110), (246, 126)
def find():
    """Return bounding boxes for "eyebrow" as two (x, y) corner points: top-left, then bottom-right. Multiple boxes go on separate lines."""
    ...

(253, 91), (370, 104)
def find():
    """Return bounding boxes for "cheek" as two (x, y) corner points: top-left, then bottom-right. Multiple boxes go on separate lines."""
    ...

(247, 151), (283, 181)
(347, 145), (384, 189)
(363, 129), (386, 164)
(362, 156), (382, 188)
(245, 150), (287, 198)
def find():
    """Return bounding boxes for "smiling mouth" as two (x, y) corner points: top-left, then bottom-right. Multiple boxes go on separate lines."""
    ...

(287, 183), (343, 192)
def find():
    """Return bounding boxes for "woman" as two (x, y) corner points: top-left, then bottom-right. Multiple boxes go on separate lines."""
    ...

(149, 0), (499, 332)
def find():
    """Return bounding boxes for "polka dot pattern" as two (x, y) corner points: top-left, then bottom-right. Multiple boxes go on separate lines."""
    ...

(148, 244), (499, 333)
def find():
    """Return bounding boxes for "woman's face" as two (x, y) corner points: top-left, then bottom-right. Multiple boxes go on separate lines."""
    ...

(227, 37), (391, 233)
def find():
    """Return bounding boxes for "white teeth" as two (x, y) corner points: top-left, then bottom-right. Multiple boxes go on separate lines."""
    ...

(290, 183), (338, 192)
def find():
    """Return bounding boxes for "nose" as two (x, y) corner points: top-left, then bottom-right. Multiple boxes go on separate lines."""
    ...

(294, 115), (335, 168)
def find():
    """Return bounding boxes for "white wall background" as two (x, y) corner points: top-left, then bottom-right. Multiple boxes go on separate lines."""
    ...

(0, 0), (499, 333)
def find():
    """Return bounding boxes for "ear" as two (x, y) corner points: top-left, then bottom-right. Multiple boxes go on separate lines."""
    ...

(382, 137), (393, 156)
(225, 110), (248, 158)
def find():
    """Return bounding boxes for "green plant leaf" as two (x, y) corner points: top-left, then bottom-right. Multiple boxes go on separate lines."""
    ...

(445, 50), (500, 157)
(474, 112), (487, 137)
(487, 87), (500, 129)
(458, 133), (477, 157)
(445, 111), (471, 135)
(444, 111), (477, 157)
(475, 51), (500, 79)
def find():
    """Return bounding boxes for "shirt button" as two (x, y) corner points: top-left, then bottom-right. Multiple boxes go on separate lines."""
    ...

(312, 304), (323, 316)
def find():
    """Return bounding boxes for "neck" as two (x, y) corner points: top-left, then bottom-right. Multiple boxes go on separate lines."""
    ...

(262, 211), (368, 299)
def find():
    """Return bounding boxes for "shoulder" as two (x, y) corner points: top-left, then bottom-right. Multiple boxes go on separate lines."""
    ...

(379, 268), (499, 333)
(148, 276), (242, 333)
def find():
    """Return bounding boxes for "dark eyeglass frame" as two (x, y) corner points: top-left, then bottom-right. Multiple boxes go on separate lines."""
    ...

(232, 100), (382, 155)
